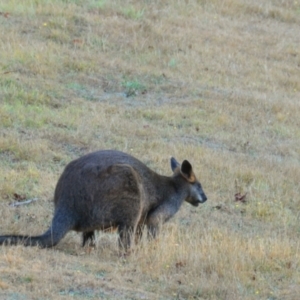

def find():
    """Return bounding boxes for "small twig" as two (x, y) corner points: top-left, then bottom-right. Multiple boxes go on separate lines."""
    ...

(234, 192), (247, 203)
(9, 198), (39, 207)
(1, 69), (20, 75)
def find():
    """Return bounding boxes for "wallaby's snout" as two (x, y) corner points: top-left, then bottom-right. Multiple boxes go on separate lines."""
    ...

(186, 182), (207, 207)
(200, 192), (207, 203)
(191, 182), (207, 206)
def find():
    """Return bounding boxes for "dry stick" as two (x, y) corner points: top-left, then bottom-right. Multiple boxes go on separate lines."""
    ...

(2, 69), (20, 75)
(9, 198), (39, 207)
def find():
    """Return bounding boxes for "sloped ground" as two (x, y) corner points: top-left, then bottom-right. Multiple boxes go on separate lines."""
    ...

(0, 0), (299, 299)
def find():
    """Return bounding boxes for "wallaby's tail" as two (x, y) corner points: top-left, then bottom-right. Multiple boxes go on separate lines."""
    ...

(0, 207), (75, 248)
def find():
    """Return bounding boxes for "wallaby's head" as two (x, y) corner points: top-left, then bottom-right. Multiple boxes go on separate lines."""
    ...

(171, 157), (207, 206)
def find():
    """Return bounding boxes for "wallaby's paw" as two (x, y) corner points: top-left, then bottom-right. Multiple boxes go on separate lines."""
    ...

(86, 246), (95, 254)
(79, 246), (95, 255)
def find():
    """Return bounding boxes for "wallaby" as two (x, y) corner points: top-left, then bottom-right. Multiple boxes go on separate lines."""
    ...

(0, 150), (207, 249)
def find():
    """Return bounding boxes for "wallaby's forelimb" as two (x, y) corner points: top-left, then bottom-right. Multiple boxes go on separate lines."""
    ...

(146, 204), (175, 239)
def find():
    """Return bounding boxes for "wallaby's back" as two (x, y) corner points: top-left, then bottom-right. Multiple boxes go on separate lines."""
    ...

(54, 150), (157, 205)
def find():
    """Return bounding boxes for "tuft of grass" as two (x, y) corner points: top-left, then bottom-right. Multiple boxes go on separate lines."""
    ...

(87, 0), (107, 10)
(121, 6), (145, 20)
(122, 78), (146, 97)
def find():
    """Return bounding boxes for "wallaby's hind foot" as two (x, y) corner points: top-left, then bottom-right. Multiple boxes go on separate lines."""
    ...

(82, 231), (95, 247)
(118, 225), (137, 251)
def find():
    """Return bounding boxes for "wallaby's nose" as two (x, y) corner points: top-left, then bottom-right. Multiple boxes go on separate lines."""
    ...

(201, 193), (207, 203)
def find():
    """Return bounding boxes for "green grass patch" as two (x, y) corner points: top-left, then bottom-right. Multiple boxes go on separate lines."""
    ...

(122, 78), (146, 97)
(121, 6), (145, 20)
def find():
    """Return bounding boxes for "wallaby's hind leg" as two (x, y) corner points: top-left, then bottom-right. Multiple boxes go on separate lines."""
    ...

(82, 231), (95, 247)
(134, 225), (145, 244)
(118, 225), (136, 250)
(117, 210), (142, 251)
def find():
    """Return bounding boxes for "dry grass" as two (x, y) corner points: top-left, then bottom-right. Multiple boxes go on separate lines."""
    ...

(0, 0), (299, 299)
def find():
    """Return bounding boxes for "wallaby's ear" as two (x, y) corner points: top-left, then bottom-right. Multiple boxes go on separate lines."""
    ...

(170, 157), (180, 172)
(181, 160), (195, 182)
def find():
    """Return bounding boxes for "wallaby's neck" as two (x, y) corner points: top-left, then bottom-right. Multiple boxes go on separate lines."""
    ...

(150, 172), (187, 209)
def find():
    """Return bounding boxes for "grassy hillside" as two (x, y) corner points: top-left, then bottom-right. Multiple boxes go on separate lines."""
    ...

(0, 0), (299, 299)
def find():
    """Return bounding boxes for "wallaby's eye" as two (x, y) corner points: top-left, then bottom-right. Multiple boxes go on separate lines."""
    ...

(195, 182), (202, 189)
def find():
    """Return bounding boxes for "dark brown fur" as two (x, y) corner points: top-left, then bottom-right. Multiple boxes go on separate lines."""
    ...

(0, 150), (207, 249)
